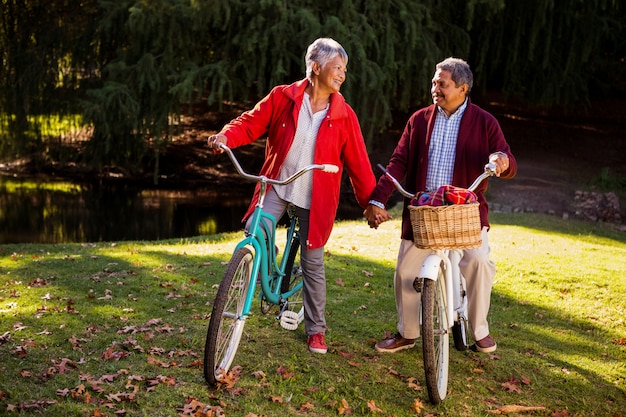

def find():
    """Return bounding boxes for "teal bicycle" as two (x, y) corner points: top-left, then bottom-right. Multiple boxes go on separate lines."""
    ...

(203, 143), (338, 386)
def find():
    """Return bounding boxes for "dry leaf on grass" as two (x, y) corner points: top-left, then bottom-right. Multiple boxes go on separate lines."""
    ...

(488, 404), (547, 414)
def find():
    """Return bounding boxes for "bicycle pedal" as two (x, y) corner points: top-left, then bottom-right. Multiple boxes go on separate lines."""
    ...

(279, 308), (304, 331)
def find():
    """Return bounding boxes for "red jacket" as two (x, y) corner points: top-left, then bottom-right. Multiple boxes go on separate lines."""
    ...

(369, 100), (517, 242)
(221, 79), (376, 249)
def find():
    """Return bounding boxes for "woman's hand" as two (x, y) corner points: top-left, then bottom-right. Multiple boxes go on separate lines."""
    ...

(207, 134), (227, 153)
(364, 204), (392, 229)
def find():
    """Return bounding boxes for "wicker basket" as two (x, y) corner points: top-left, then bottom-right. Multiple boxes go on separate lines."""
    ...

(408, 203), (482, 249)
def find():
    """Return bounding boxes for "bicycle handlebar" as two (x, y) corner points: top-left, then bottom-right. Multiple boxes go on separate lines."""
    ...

(218, 143), (339, 186)
(376, 162), (497, 199)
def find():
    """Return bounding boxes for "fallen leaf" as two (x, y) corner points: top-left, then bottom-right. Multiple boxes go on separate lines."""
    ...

(501, 381), (522, 394)
(276, 364), (294, 379)
(101, 346), (130, 361)
(367, 399), (383, 413)
(71, 384), (86, 399)
(337, 350), (353, 359)
(413, 398), (424, 414)
(407, 377), (422, 391)
(338, 398), (352, 415)
(299, 402), (315, 411)
(252, 370), (266, 381)
(495, 404), (547, 414)
(53, 357), (77, 374)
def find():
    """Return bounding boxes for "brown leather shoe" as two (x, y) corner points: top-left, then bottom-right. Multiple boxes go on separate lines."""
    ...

(375, 333), (415, 353)
(471, 335), (497, 353)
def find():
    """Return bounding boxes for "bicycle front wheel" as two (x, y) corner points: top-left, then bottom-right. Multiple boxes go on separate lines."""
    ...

(421, 272), (450, 404)
(204, 247), (254, 385)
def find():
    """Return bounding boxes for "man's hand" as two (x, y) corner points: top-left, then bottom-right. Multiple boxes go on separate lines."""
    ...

(489, 151), (510, 177)
(363, 204), (392, 229)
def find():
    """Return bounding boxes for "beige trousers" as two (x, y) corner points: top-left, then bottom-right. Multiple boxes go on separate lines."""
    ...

(394, 227), (496, 341)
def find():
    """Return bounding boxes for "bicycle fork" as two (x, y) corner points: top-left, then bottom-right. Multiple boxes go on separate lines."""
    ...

(415, 250), (465, 330)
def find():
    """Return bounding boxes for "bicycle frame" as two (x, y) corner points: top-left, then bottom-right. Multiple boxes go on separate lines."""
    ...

(220, 143), (338, 310)
(376, 162), (494, 331)
(204, 143), (338, 386)
(376, 161), (497, 404)
(232, 205), (300, 311)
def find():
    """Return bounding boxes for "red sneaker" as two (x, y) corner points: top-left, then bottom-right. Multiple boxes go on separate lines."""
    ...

(307, 333), (327, 354)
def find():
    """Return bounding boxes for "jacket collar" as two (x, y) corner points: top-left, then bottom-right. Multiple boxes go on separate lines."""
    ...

(284, 79), (348, 120)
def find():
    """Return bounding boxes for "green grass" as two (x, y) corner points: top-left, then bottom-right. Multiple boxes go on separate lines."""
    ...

(0, 212), (625, 416)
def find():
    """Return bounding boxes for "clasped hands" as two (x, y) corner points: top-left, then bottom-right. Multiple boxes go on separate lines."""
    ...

(363, 204), (392, 229)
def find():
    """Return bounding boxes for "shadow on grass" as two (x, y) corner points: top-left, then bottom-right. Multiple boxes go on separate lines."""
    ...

(0, 227), (624, 415)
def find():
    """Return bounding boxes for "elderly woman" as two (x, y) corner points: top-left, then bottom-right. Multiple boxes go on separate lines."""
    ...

(208, 38), (376, 354)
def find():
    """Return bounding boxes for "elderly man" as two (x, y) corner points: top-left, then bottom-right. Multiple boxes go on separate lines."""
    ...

(364, 57), (517, 354)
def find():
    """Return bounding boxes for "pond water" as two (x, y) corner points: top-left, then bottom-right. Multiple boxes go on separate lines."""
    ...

(0, 178), (364, 244)
(0, 178), (254, 244)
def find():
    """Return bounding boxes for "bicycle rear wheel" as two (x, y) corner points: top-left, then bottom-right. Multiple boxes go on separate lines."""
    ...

(204, 247), (254, 385)
(421, 270), (450, 404)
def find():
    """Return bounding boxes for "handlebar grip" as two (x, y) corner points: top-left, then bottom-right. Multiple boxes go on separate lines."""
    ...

(321, 164), (339, 173)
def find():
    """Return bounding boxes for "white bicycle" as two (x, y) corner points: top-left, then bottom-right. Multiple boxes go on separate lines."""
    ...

(378, 162), (497, 404)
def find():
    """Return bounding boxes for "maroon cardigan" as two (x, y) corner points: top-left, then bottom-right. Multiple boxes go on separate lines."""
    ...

(369, 100), (517, 242)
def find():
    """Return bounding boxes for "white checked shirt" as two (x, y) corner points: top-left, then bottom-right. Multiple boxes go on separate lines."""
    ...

(275, 93), (328, 209)
(425, 98), (468, 192)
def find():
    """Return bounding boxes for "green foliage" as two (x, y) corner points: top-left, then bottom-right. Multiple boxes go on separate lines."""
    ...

(82, 0), (216, 175)
(468, 0), (624, 105)
(591, 167), (626, 192)
(0, 0), (100, 160)
(0, 0), (624, 172)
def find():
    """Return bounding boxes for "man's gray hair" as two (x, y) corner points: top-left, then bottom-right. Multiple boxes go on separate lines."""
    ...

(305, 38), (348, 81)
(436, 57), (473, 93)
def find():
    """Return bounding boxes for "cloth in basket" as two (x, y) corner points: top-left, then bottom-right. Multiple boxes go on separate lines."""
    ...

(413, 185), (478, 207)
(409, 185), (481, 249)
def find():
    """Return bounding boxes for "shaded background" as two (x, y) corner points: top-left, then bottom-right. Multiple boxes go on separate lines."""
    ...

(0, 0), (624, 242)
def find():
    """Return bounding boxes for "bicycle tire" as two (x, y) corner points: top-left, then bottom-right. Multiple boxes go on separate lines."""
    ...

(422, 273), (450, 404)
(204, 247), (254, 385)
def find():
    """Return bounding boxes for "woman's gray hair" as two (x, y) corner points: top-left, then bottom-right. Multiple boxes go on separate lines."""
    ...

(436, 57), (473, 93)
(305, 38), (348, 81)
